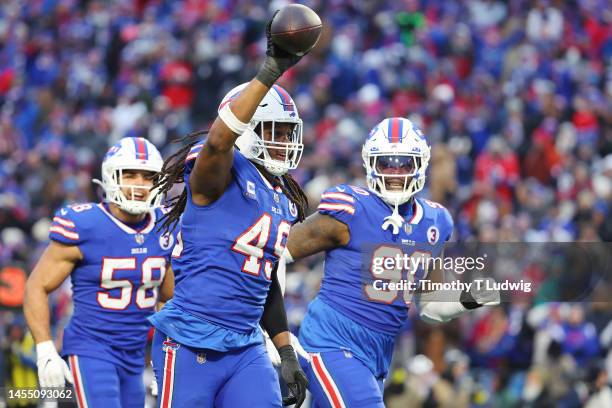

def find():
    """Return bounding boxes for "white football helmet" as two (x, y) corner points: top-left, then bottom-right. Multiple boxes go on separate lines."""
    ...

(220, 83), (303, 176)
(362, 117), (431, 206)
(94, 137), (164, 214)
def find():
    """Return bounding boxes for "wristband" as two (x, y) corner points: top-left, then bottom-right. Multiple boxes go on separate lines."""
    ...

(256, 57), (282, 88)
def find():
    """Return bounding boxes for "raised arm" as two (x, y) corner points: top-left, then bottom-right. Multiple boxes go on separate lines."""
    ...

(189, 13), (304, 206)
(189, 81), (271, 205)
(285, 213), (350, 261)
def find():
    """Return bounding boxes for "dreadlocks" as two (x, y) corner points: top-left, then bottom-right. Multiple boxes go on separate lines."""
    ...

(153, 130), (207, 234)
(279, 172), (309, 222)
(154, 131), (309, 234)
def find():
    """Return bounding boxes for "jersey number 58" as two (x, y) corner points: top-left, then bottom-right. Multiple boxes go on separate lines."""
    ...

(97, 257), (166, 310)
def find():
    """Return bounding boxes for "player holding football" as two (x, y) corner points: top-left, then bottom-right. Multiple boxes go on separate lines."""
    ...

(147, 13), (310, 408)
(24, 137), (176, 408)
(282, 117), (500, 407)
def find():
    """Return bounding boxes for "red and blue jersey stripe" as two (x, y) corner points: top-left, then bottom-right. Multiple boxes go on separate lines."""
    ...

(133, 138), (149, 160)
(387, 118), (403, 143)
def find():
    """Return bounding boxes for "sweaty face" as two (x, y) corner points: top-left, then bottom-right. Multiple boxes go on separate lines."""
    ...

(375, 155), (419, 191)
(259, 122), (296, 162)
(119, 169), (155, 201)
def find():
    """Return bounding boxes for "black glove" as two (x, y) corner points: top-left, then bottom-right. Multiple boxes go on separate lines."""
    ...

(256, 11), (305, 88)
(461, 277), (501, 309)
(279, 345), (308, 407)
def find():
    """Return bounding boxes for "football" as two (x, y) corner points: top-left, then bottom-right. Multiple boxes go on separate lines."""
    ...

(270, 4), (323, 56)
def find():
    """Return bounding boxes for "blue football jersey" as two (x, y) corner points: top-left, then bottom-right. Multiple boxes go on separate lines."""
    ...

(299, 184), (453, 377)
(314, 184), (453, 334)
(150, 146), (298, 350)
(50, 203), (175, 372)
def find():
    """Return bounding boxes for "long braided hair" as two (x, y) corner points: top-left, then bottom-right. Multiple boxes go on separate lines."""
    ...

(154, 129), (309, 234)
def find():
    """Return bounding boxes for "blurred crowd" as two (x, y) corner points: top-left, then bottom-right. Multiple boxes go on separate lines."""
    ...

(1, 0), (611, 406)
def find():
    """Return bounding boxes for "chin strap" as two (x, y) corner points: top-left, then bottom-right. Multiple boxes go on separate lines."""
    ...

(382, 202), (404, 235)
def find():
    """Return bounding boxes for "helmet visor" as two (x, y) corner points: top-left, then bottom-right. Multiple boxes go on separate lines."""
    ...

(373, 154), (421, 176)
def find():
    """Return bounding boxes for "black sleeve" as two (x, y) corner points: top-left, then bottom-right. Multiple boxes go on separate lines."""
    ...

(260, 262), (289, 339)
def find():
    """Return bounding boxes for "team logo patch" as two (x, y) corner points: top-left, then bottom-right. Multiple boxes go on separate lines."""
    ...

(350, 185), (370, 196)
(135, 233), (145, 245)
(162, 339), (180, 352)
(159, 232), (174, 250)
(196, 352), (206, 364)
(427, 226), (439, 245)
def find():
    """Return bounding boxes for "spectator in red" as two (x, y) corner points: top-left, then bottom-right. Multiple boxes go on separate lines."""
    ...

(523, 123), (562, 185)
(474, 137), (520, 203)
(159, 51), (194, 110)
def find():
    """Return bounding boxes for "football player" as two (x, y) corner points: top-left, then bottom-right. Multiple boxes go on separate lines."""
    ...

(24, 137), (176, 408)
(147, 14), (309, 408)
(283, 118), (500, 407)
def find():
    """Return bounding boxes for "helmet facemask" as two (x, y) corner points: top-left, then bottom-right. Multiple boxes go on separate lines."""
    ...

(99, 166), (162, 215)
(241, 119), (304, 176)
(366, 153), (426, 206)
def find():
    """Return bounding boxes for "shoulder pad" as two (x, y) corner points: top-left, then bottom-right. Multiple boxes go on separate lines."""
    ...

(49, 203), (96, 245)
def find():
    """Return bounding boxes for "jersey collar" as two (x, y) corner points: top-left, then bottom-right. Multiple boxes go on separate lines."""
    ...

(98, 203), (156, 234)
(380, 198), (424, 225)
(406, 199), (423, 224)
(252, 162), (284, 192)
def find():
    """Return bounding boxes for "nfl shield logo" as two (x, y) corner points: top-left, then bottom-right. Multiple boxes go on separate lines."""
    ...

(135, 234), (145, 245)
(403, 224), (412, 234)
(273, 193), (280, 203)
(196, 352), (206, 364)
